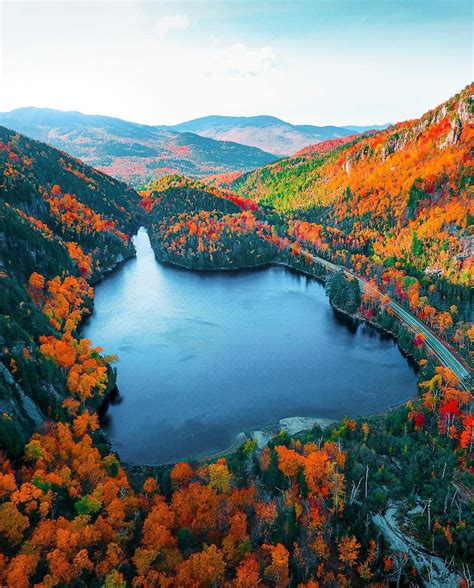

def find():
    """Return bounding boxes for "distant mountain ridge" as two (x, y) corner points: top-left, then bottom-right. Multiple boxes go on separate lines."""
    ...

(166, 115), (389, 155)
(0, 107), (279, 187)
(343, 123), (391, 133)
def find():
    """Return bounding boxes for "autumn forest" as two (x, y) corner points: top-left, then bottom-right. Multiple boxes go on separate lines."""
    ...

(0, 30), (472, 585)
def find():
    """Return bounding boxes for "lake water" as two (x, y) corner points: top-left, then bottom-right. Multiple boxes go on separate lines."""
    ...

(83, 228), (417, 464)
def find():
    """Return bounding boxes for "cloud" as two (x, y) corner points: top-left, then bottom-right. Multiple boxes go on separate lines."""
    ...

(153, 14), (190, 36)
(205, 43), (279, 78)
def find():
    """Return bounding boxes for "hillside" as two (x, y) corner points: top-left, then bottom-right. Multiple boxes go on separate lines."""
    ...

(234, 85), (473, 364)
(139, 175), (279, 270)
(0, 125), (142, 452)
(167, 115), (367, 156)
(0, 108), (278, 187)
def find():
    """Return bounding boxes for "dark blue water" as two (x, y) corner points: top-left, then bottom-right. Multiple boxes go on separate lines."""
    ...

(83, 228), (417, 464)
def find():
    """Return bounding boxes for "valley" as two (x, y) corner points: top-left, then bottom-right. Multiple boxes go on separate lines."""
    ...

(0, 84), (472, 587)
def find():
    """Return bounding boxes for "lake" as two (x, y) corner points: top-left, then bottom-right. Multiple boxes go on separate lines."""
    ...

(83, 228), (417, 464)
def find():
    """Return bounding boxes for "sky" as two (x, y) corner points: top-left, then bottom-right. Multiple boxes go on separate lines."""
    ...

(0, 0), (471, 126)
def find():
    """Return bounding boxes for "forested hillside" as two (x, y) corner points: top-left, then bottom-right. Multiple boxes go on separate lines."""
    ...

(140, 175), (279, 270)
(0, 108), (279, 187)
(235, 84), (473, 363)
(0, 126), (141, 452)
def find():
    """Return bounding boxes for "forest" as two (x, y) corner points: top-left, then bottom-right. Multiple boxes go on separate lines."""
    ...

(141, 176), (277, 269)
(0, 85), (472, 587)
(233, 84), (473, 364)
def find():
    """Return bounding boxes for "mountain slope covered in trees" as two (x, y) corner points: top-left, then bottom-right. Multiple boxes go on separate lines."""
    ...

(234, 84), (473, 364)
(138, 175), (279, 270)
(0, 126), (142, 452)
(0, 108), (279, 187)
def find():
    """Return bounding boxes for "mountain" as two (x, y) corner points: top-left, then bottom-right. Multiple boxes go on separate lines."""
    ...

(167, 114), (386, 156)
(343, 123), (391, 132)
(0, 108), (278, 187)
(234, 84), (472, 363)
(0, 124), (142, 452)
(234, 84), (471, 221)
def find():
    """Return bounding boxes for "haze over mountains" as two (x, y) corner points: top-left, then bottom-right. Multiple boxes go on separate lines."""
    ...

(0, 108), (279, 187)
(166, 115), (389, 155)
(0, 107), (388, 187)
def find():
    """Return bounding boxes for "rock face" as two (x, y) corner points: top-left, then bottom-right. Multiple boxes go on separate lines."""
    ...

(373, 503), (460, 587)
(0, 363), (48, 453)
(279, 416), (334, 435)
(17, 388), (46, 427)
(248, 415), (336, 450)
(250, 430), (273, 450)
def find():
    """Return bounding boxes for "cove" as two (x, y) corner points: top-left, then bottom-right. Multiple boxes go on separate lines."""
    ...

(83, 228), (417, 464)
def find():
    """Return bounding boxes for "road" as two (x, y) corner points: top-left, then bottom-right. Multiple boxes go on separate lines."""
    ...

(302, 249), (470, 387)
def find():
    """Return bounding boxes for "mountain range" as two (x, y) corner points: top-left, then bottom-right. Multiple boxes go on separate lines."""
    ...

(0, 108), (388, 187)
(0, 108), (279, 187)
(166, 115), (389, 155)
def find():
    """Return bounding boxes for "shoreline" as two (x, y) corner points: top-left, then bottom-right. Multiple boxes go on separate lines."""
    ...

(194, 401), (417, 464)
(122, 415), (339, 471)
(92, 233), (423, 470)
(153, 250), (328, 282)
(121, 395), (418, 470)
(153, 249), (420, 371)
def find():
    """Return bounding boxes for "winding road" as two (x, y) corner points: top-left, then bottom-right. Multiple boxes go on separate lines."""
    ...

(302, 249), (471, 388)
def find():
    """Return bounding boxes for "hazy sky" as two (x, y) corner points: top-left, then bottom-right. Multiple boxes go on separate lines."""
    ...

(0, 0), (471, 125)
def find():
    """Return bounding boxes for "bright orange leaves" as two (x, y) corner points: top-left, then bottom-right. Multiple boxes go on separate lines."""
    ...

(66, 242), (93, 278)
(338, 535), (361, 567)
(30, 273), (93, 333)
(39, 334), (110, 404)
(170, 461), (193, 488)
(46, 188), (128, 243)
(39, 335), (76, 370)
(28, 272), (44, 290)
(276, 442), (346, 508)
(263, 543), (289, 588)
